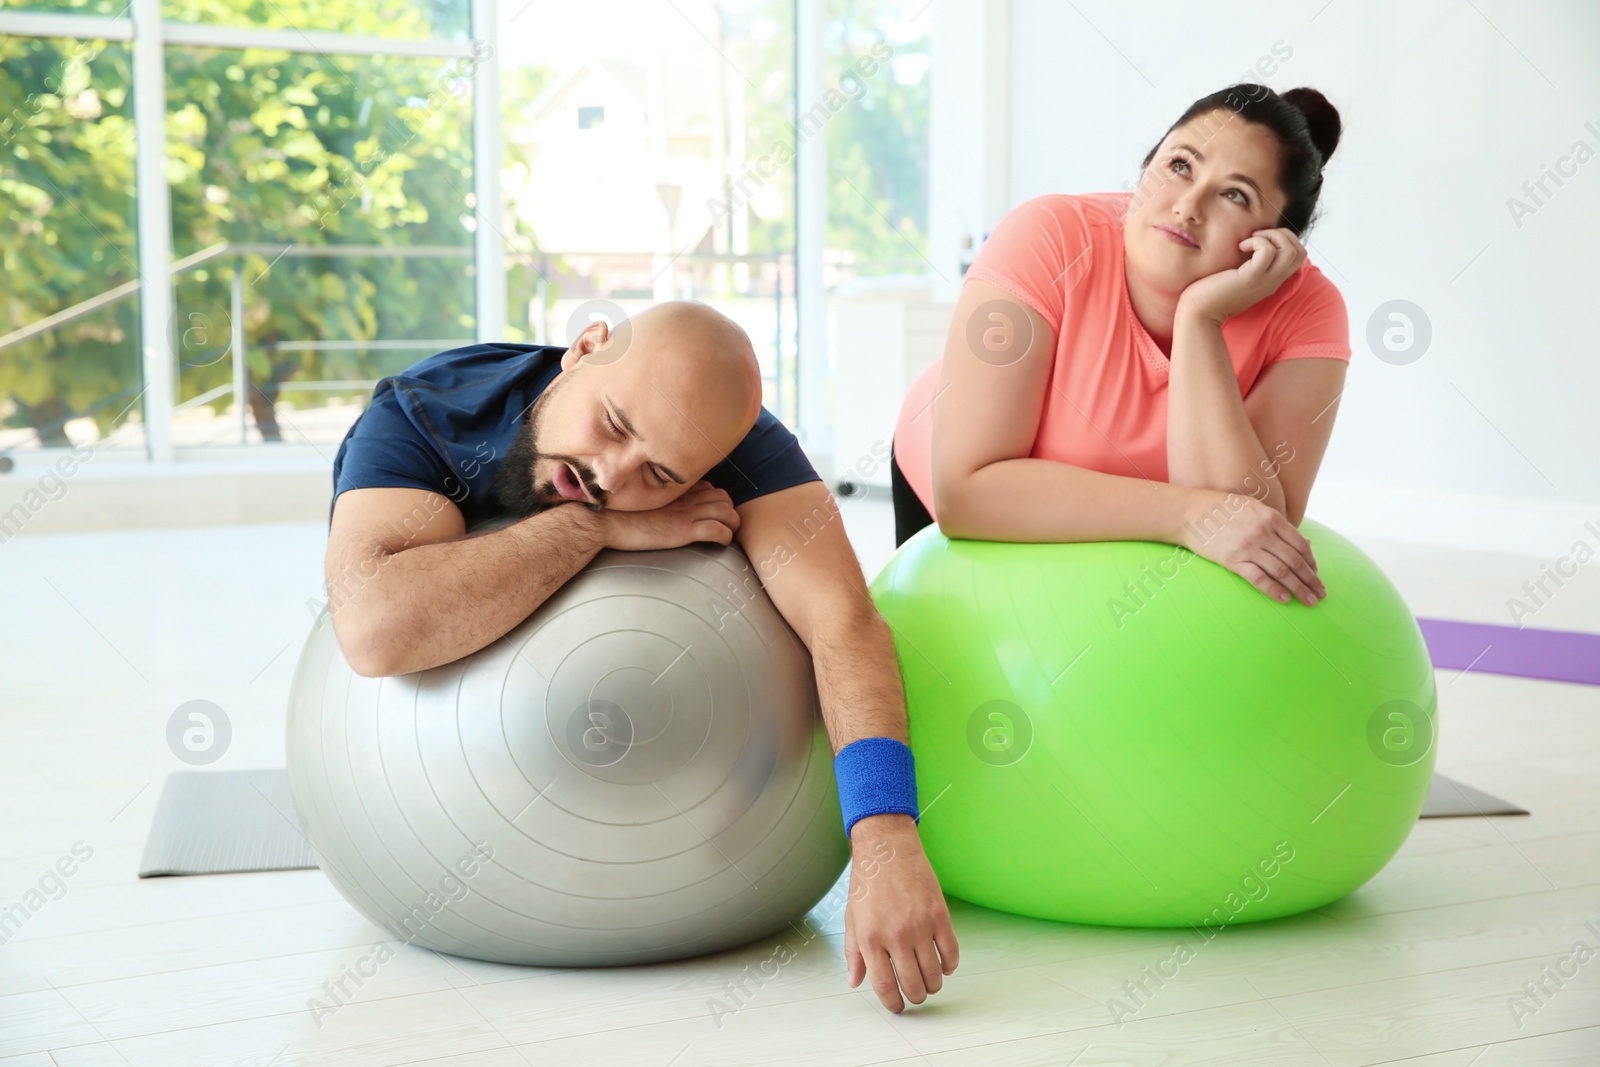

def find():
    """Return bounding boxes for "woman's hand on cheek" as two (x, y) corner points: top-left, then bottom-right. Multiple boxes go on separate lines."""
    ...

(1177, 227), (1307, 327)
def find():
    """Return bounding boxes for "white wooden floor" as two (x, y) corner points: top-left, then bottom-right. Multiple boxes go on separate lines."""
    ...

(3, 496), (1598, 1066)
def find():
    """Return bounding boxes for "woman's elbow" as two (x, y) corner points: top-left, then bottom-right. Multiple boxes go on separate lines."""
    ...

(1267, 477), (1306, 527)
(931, 473), (981, 540)
(930, 475), (963, 533)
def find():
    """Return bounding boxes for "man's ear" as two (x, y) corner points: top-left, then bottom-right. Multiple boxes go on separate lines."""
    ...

(561, 320), (609, 369)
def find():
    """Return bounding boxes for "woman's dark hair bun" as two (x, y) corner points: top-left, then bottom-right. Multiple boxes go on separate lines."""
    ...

(1281, 86), (1341, 166)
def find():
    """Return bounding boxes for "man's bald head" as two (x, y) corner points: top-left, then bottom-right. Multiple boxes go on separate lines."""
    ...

(492, 301), (767, 517)
(581, 301), (764, 450)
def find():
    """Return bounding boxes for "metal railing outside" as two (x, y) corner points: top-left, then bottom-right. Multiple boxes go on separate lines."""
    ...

(0, 242), (476, 451)
(0, 244), (805, 452)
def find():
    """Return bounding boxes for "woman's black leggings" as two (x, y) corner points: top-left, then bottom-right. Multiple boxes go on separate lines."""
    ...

(889, 442), (935, 548)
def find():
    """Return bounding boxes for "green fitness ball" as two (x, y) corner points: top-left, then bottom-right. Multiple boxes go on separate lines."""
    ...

(869, 519), (1437, 928)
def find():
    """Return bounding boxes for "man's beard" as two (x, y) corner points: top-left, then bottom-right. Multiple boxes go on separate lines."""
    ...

(492, 377), (607, 518)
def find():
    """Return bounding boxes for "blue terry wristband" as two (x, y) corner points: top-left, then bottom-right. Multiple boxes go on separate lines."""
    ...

(834, 737), (919, 837)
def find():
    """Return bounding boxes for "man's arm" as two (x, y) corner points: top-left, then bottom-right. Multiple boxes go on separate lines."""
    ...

(734, 480), (960, 1013)
(325, 487), (610, 677)
(325, 481), (747, 676)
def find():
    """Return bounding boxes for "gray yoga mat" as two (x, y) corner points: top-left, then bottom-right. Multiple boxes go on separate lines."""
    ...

(137, 768), (1525, 878)
(138, 768), (317, 877)
(1418, 772), (1529, 818)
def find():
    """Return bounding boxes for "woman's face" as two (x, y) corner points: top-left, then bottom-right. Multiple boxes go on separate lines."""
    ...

(1125, 109), (1288, 292)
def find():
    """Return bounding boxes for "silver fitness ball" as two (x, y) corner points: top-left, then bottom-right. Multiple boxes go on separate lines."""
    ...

(286, 543), (849, 966)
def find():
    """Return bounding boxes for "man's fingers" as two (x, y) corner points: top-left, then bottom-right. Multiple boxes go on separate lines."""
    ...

(934, 917), (960, 975)
(890, 939), (929, 1006)
(865, 946), (905, 1013)
(912, 939), (944, 999)
(684, 493), (738, 530)
(681, 497), (739, 545)
(690, 480), (730, 500)
(683, 481), (727, 506)
(844, 927), (865, 989)
(691, 519), (735, 546)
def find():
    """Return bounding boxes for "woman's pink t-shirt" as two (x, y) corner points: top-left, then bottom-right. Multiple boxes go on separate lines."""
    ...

(893, 191), (1352, 518)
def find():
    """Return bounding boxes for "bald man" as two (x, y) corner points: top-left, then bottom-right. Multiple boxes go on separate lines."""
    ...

(324, 301), (958, 1013)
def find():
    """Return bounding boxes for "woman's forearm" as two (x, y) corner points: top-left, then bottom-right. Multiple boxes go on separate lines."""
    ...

(935, 457), (1205, 546)
(1166, 308), (1286, 512)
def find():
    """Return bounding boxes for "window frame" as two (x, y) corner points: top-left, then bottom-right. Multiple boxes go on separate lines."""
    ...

(0, 0), (502, 464)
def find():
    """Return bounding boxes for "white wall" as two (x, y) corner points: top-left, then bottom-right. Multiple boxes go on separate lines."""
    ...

(1001, 0), (1600, 557)
(928, 0), (1011, 304)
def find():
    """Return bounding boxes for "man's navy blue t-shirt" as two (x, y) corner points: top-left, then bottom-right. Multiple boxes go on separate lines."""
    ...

(330, 343), (819, 530)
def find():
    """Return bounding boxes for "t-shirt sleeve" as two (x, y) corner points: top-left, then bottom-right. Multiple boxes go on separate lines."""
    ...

(1269, 267), (1353, 363)
(964, 194), (1091, 330)
(706, 407), (821, 508)
(330, 378), (457, 510)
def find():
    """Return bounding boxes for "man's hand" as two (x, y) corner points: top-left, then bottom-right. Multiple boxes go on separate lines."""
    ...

(843, 814), (959, 1012)
(598, 480), (741, 551)
(727, 485), (958, 1008)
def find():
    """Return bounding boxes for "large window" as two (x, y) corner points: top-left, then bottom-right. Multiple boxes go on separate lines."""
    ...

(0, 33), (143, 452)
(167, 46), (476, 446)
(498, 0), (800, 423)
(823, 0), (930, 285)
(0, 0), (805, 460)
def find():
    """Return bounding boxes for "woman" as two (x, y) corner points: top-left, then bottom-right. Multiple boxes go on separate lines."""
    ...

(891, 84), (1347, 608)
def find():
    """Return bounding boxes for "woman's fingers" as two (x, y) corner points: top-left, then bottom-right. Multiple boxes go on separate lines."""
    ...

(1254, 227), (1306, 271)
(1287, 538), (1325, 590)
(1267, 522), (1325, 598)
(1236, 559), (1293, 604)
(1256, 542), (1322, 605)
(1238, 534), (1324, 607)
(1229, 504), (1324, 606)
(1193, 495), (1326, 607)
